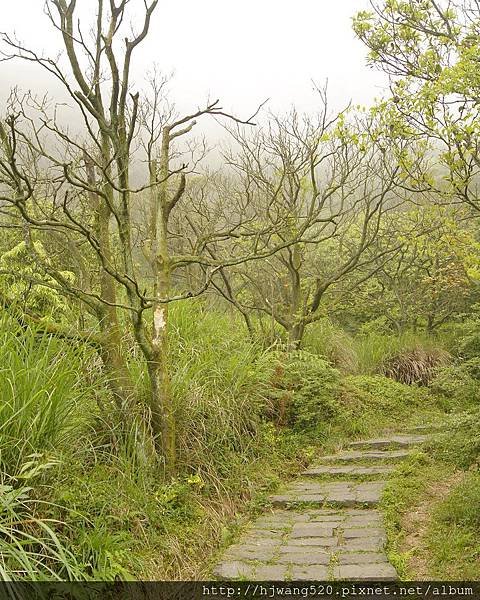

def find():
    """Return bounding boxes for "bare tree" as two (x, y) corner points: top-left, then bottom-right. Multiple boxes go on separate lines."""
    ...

(0, 0), (306, 474)
(190, 103), (421, 348)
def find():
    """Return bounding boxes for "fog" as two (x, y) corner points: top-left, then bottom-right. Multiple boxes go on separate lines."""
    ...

(0, 0), (387, 134)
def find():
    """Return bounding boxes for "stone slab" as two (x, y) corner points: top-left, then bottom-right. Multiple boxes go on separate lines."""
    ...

(224, 544), (277, 561)
(289, 537), (338, 547)
(290, 523), (337, 538)
(333, 563), (398, 581)
(270, 481), (386, 508)
(343, 527), (386, 539)
(303, 465), (394, 477)
(344, 514), (383, 528)
(276, 552), (330, 565)
(213, 561), (255, 579)
(338, 536), (385, 551)
(316, 450), (412, 463)
(254, 565), (289, 579)
(291, 565), (329, 580)
(337, 552), (388, 565)
(349, 434), (429, 450)
(279, 545), (331, 555)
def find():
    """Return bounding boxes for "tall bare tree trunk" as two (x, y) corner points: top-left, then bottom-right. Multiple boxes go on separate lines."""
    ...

(147, 130), (176, 475)
(85, 152), (134, 408)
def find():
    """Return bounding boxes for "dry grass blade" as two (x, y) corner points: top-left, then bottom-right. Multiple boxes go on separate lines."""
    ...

(380, 347), (451, 385)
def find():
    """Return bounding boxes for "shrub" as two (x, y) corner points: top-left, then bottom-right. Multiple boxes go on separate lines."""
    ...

(429, 363), (480, 408)
(433, 408), (480, 468)
(339, 374), (438, 423)
(463, 357), (480, 380)
(379, 347), (451, 385)
(264, 350), (341, 430)
(455, 314), (480, 360)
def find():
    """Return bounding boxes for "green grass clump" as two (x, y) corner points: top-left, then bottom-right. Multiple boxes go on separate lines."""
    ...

(303, 319), (358, 374)
(0, 473), (86, 581)
(429, 363), (480, 410)
(338, 374), (442, 430)
(425, 472), (480, 579)
(435, 472), (480, 530)
(431, 408), (480, 468)
(353, 331), (448, 375)
(0, 316), (98, 474)
(380, 452), (439, 578)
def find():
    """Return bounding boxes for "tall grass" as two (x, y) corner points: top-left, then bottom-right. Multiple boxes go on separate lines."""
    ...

(168, 301), (272, 483)
(0, 316), (98, 474)
(303, 319), (358, 373)
(0, 316), (101, 581)
(0, 474), (85, 581)
(353, 331), (448, 374)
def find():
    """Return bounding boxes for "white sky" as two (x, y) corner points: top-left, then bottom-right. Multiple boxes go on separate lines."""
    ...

(0, 1), (388, 131)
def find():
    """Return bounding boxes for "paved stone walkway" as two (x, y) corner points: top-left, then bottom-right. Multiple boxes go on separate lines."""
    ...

(213, 430), (431, 581)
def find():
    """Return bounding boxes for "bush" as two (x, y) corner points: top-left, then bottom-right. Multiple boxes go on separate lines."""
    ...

(455, 314), (480, 360)
(433, 408), (480, 468)
(463, 357), (480, 380)
(380, 347), (451, 385)
(429, 363), (480, 409)
(264, 350), (341, 430)
(339, 374), (438, 422)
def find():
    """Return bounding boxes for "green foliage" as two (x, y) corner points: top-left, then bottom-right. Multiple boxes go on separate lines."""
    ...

(429, 363), (480, 409)
(380, 452), (436, 578)
(455, 313), (480, 360)
(0, 241), (75, 321)
(425, 471), (480, 579)
(303, 319), (358, 374)
(0, 474), (85, 581)
(166, 301), (273, 480)
(435, 472), (480, 531)
(330, 207), (479, 336)
(50, 454), (203, 580)
(0, 316), (98, 474)
(433, 408), (480, 468)
(264, 350), (342, 430)
(339, 375), (439, 425)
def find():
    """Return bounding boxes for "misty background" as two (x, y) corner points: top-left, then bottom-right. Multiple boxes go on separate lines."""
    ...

(0, 0), (387, 136)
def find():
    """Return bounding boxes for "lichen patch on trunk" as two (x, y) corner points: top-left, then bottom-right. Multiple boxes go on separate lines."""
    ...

(153, 307), (166, 343)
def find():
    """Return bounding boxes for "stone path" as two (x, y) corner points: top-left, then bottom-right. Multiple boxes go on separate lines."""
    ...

(213, 430), (431, 581)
